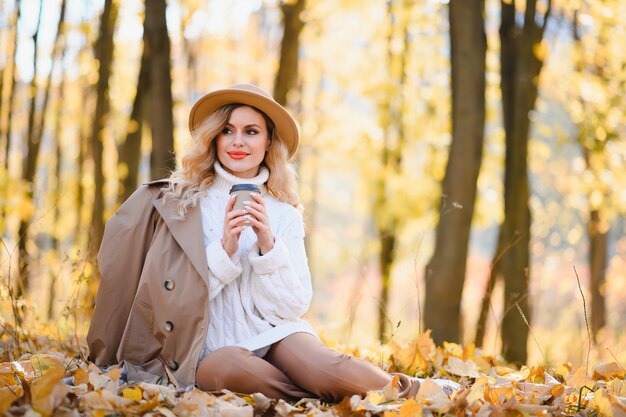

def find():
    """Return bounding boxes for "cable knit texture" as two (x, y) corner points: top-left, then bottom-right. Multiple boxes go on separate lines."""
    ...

(198, 162), (316, 362)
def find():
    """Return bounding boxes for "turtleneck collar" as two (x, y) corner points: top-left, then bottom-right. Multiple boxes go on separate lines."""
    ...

(212, 161), (269, 194)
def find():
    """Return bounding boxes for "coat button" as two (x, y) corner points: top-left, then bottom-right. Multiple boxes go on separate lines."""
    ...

(164, 280), (175, 290)
(167, 360), (178, 371)
(164, 321), (174, 332)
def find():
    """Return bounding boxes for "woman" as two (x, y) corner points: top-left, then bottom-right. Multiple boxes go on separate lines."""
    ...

(86, 84), (422, 402)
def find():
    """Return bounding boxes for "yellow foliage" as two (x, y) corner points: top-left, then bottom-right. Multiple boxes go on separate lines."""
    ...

(444, 357), (480, 378)
(0, 386), (22, 415)
(73, 367), (89, 386)
(593, 388), (626, 417)
(484, 384), (515, 406)
(29, 365), (69, 417)
(366, 390), (386, 406)
(593, 362), (626, 381)
(398, 398), (421, 417)
(121, 385), (143, 402)
(0, 362), (18, 386)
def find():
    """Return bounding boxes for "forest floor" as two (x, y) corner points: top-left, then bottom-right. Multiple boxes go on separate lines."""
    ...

(0, 326), (625, 417)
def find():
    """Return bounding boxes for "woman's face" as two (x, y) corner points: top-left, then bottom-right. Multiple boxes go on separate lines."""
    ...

(216, 106), (270, 179)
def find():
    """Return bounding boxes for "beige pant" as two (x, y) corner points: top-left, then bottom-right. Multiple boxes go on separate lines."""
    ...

(196, 332), (392, 402)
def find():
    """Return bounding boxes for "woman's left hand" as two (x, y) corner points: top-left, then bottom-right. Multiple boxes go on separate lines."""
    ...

(244, 192), (274, 255)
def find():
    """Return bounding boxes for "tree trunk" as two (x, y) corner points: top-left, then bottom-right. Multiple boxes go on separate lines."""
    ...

(474, 262), (497, 347)
(75, 84), (92, 246)
(89, 0), (118, 260)
(588, 209), (607, 340)
(496, 0), (551, 365)
(375, 0), (412, 343)
(48, 10), (68, 320)
(572, 11), (608, 343)
(2, 0), (21, 171)
(273, 0), (306, 107)
(424, 0), (486, 346)
(145, 0), (175, 180)
(118, 49), (150, 204)
(16, 0), (43, 297)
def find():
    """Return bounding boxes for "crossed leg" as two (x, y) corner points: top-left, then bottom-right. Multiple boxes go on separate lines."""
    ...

(265, 333), (392, 402)
(196, 333), (392, 402)
(196, 345), (314, 400)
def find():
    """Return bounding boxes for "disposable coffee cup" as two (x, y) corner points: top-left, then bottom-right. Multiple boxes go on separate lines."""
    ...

(230, 184), (261, 225)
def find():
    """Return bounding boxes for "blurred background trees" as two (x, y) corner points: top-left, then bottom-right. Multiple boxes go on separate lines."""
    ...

(0, 0), (625, 366)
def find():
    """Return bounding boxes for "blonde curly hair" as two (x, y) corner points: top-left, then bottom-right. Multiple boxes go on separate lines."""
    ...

(165, 104), (299, 216)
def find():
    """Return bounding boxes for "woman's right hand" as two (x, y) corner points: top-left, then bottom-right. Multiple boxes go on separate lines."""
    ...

(221, 195), (249, 257)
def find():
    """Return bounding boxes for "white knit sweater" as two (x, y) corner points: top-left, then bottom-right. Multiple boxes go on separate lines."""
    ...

(198, 163), (316, 362)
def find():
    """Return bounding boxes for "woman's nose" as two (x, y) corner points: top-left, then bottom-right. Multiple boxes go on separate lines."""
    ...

(232, 132), (244, 145)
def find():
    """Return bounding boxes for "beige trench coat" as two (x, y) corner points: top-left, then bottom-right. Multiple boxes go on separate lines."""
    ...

(87, 180), (211, 387)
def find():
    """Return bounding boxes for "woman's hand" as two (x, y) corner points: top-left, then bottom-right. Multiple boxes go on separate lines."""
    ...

(221, 195), (249, 257)
(244, 192), (274, 255)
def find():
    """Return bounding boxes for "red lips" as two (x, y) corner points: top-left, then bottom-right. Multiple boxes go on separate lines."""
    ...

(227, 151), (249, 160)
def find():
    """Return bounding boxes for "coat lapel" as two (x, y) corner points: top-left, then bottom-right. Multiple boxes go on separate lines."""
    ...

(151, 191), (209, 283)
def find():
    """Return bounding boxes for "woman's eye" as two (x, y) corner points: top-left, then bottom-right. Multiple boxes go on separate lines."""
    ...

(246, 129), (258, 135)
(222, 127), (232, 134)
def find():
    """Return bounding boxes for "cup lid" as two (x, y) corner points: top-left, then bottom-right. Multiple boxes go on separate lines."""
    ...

(229, 184), (261, 193)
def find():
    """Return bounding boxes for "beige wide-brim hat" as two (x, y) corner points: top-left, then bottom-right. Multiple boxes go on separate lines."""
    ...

(188, 84), (300, 158)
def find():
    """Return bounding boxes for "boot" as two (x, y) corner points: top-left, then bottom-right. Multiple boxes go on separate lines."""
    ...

(393, 374), (461, 398)
(420, 378), (461, 396)
(392, 373), (421, 399)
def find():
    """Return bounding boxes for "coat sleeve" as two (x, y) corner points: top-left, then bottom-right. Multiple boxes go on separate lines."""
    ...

(86, 185), (160, 367)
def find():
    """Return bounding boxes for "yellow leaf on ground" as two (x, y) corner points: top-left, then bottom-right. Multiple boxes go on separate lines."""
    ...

(155, 406), (178, 417)
(73, 367), (89, 386)
(219, 405), (254, 417)
(555, 364), (571, 380)
(81, 391), (114, 410)
(0, 362), (18, 386)
(417, 379), (451, 410)
(567, 367), (589, 388)
(593, 362), (626, 381)
(136, 395), (161, 413)
(442, 342), (463, 357)
(417, 331), (435, 358)
(391, 342), (427, 374)
(331, 396), (353, 417)
(609, 380), (626, 397)
(17, 354), (65, 382)
(366, 390), (385, 406)
(121, 386), (143, 402)
(0, 386), (22, 415)
(399, 398), (422, 417)
(444, 357), (480, 378)
(484, 384), (515, 406)
(594, 389), (615, 417)
(493, 366), (529, 380)
(466, 377), (488, 404)
(174, 388), (216, 415)
(30, 365), (70, 417)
